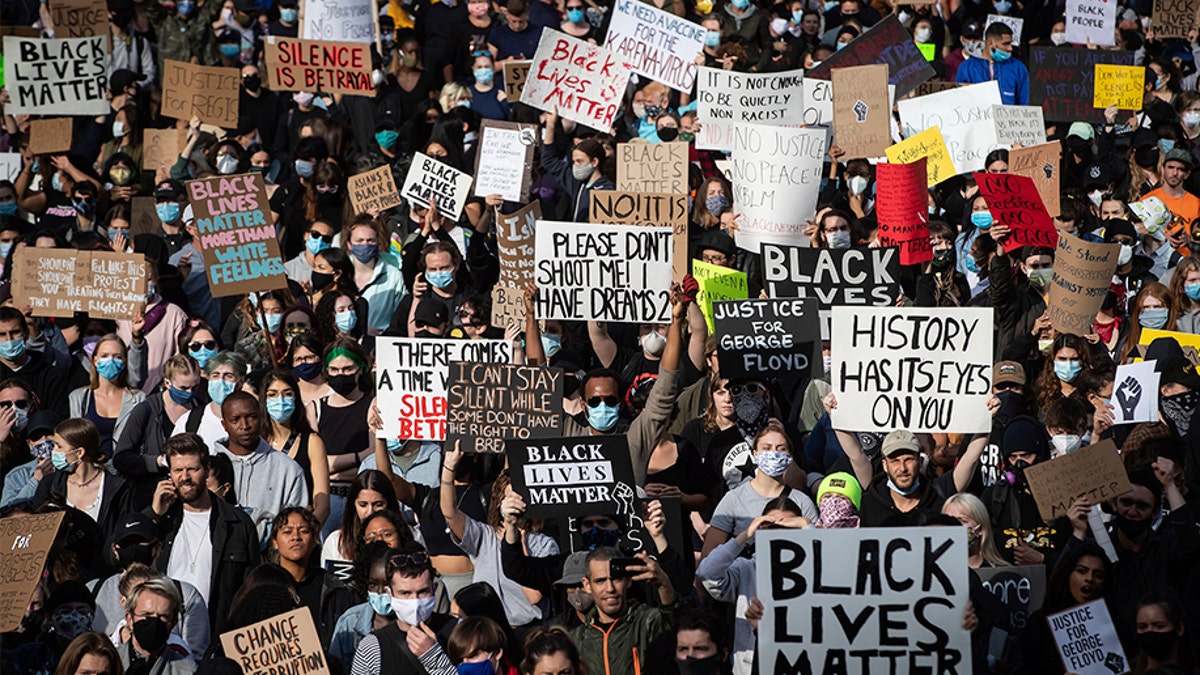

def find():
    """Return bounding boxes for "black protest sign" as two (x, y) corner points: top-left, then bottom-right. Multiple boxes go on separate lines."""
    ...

(507, 436), (637, 519)
(557, 497), (687, 558)
(761, 244), (900, 308)
(714, 298), (819, 385)
(446, 362), (563, 453)
(977, 565), (1046, 632)
(806, 14), (934, 97)
(1029, 47), (1135, 122)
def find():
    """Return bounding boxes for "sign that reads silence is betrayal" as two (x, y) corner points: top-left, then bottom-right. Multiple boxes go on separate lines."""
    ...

(756, 528), (970, 675)
(375, 338), (511, 441)
(401, 152), (474, 221)
(507, 436), (637, 519)
(3, 36), (109, 116)
(186, 173), (286, 297)
(603, 0), (704, 92)
(714, 298), (819, 386)
(520, 30), (633, 131)
(831, 306), (994, 434)
(762, 244), (900, 308)
(263, 37), (373, 96)
(447, 363), (563, 453)
(12, 248), (146, 320)
(220, 608), (330, 675)
(534, 221), (673, 324)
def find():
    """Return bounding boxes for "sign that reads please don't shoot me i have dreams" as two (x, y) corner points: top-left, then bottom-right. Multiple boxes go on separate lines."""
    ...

(187, 173), (286, 297)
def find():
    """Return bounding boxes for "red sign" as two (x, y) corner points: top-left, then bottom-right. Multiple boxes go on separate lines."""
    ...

(975, 172), (1059, 253)
(875, 158), (932, 266)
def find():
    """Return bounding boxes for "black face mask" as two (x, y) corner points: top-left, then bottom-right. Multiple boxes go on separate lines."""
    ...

(310, 271), (334, 291)
(676, 656), (721, 675)
(931, 248), (954, 272)
(1136, 630), (1178, 661)
(132, 617), (169, 654)
(993, 390), (1027, 425)
(413, 329), (439, 339)
(243, 74), (262, 91)
(1134, 146), (1160, 169)
(1116, 514), (1153, 539)
(116, 541), (157, 568)
(1006, 459), (1031, 489)
(657, 127), (679, 142)
(327, 373), (358, 397)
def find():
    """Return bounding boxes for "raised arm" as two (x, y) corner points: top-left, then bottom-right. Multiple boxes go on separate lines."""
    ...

(587, 321), (618, 368)
(822, 393), (873, 490)
(438, 441), (467, 540)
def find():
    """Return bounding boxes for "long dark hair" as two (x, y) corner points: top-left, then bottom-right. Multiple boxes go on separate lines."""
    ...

(313, 247), (358, 297)
(454, 582), (524, 663)
(259, 370), (314, 442)
(1043, 542), (1112, 614)
(339, 470), (401, 561)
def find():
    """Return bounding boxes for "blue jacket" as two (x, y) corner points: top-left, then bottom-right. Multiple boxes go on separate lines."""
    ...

(954, 55), (1030, 105)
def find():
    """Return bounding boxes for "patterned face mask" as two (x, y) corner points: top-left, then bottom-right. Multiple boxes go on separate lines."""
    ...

(51, 609), (93, 640)
(814, 494), (859, 529)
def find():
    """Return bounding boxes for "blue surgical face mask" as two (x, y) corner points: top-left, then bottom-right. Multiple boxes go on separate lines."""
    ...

(368, 591), (394, 616)
(208, 379), (235, 406)
(971, 211), (993, 230)
(0, 242), (13, 260)
(731, 0), (749, 9)
(280, 7), (298, 21)
(0, 202), (16, 216)
(964, 256), (980, 274)
(306, 236), (329, 255)
(587, 402), (619, 432)
(541, 333), (562, 358)
(457, 660), (495, 675)
(168, 385), (194, 405)
(1053, 359), (1082, 383)
(295, 159), (315, 178)
(259, 313), (282, 333)
(219, 43), (240, 58)
(95, 357), (125, 381)
(266, 395), (296, 423)
(177, 0), (195, 15)
(51, 450), (79, 472)
(0, 337), (26, 361)
(824, 0), (837, 9)
(1186, 282), (1200, 301)
(335, 310), (357, 333)
(1160, 139), (1176, 154)
(704, 30), (720, 48)
(375, 130), (399, 150)
(189, 347), (217, 369)
(991, 48), (1011, 62)
(350, 243), (379, 264)
(473, 68), (494, 85)
(792, 9), (803, 22)
(1139, 307), (1169, 329)
(426, 269), (454, 289)
(836, 42), (847, 50)
(156, 202), (181, 223)
(993, 0), (1011, 12)
(567, 7), (584, 22)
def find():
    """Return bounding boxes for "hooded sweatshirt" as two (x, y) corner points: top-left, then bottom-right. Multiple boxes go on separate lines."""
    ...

(215, 437), (309, 545)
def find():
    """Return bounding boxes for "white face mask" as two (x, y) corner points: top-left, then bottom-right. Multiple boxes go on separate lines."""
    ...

(915, 27), (931, 43)
(1050, 32), (1067, 46)
(965, 40), (984, 58)
(1117, 244), (1133, 266)
(390, 595), (436, 625)
(112, 121), (127, 138)
(641, 330), (667, 356)
(847, 175), (868, 195)
(1088, 190), (1104, 207)
(827, 230), (851, 249)
(1050, 434), (1082, 456)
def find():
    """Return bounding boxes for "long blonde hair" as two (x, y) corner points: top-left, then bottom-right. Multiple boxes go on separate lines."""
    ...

(942, 492), (1010, 568)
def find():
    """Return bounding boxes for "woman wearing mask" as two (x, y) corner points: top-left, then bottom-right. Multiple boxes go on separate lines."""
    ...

(688, 177), (736, 251)
(561, 0), (597, 41)
(297, 163), (346, 254)
(1176, 91), (1200, 163)
(541, 110), (615, 222)
(268, 508), (355, 647)
(328, 542), (399, 667)
(1035, 334), (1099, 413)
(34, 419), (132, 539)
(112, 354), (202, 483)
(320, 470), (400, 569)
(310, 338), (374, 538)
(316, 291), (369, 347)
(344, 215), (406, 335)
(103, 153), (141, 206)
(207, 140), (249, 176)
(69, 335), (146, 461)
(1130, 594), (1193, 673)
(310, 248), (366, 321)
(229, 291), (291, 370)
(174, 350), (247, 448)
(655, 112), (682, 143)
(1117, 283), (1178, 364)
(942, 492), (1010, 568)
(98, 105), (144, 173)
(287, 333), (330, 404)
(178, 322), (221, 372)
(957, 193), (992, 288)
(467, 52), (510, 121)
(283, 220), (336, 287)
(118, 265), (187, 393)
(1169, 257), (1200, 333)
(811, 209), (853, 249)
(102, 205), (134, 253)
(261, 370), (331, 525)
(916, 221), (970, 307)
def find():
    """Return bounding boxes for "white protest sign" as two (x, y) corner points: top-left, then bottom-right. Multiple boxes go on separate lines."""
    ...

(473, 122), (535, 203)
(802, 77), (833, 127)
(986, 14), (1023, 44)
(401, 152), (474, 221)
(534, 220), (672, 323)
(729, 125), (827, 253)
(375, 338), (512, 441)
(1047, 599), (1129, 675)
(603, 0), (704, 92)
(992, 104), (1046, 147)
(757, 528), (971, 674)
(3, 35), (109, 116)
(301, 0), (375, 42)
(897, 80), (1002, 175)
(521, 30), (633, 131)
(0, 154), (21, 183)
(1065, 0), (1118, 47)
(695, 67), (805, 151)
(831, 306), (994, 433)
(1109, 360), (1160, 425)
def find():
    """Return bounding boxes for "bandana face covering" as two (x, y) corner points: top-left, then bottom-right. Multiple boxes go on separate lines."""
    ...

(734, 393), (769, 439)
(814, 494), (860, 529)
(1161, 389), (1199, 437)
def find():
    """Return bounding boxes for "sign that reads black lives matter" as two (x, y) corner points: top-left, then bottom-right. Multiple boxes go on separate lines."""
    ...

(756, 528), (970, 674)
(3, 36), (109, 116)
(714, 298), (819, 386)
(761, 244), (900, 308)
(507, 436), (637, 519)
(447, 363), (563, 453)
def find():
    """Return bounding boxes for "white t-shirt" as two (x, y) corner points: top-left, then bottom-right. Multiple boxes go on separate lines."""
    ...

(167, 509), (214, 602)
(170, 405), (227, 451)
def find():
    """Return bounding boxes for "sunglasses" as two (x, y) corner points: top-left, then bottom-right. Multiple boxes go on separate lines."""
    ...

(316, 184), (339, 194)
(0, 399), (30, 409)
(730, 382), (766, 397)
(389, 552), (430, 567)
(308, 231), (334, 243)
(188, 340), (217, 352)
(587, 395), (619, 408)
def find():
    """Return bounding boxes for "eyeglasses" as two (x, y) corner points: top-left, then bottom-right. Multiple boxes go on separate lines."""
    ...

(308, 230), (334, 243)
(0, 399), (30, 409)
(389, 551), (430, 567)
(701, 254), (728, 264)
(188, 340), (217, 352)
(587, 395), (619, 408)
(316, 184), (339, 194)
(730, 382), (766, 397)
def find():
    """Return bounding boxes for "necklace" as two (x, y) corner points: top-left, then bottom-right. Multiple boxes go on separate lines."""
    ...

(182, 514), (211, 574)
(69, 467), (102, 488)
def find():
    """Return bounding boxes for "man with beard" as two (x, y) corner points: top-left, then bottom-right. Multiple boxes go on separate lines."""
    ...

(150, 433), (258, 635)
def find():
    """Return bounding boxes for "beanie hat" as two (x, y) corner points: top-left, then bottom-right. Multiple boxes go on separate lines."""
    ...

(816, 472), (863, 511)
(1001, 416), (1049, 461)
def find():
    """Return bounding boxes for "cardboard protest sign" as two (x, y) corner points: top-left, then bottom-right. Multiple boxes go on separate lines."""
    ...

(263, 37), (373, 96)
(986, 14), (1023, 44)
(1066, 0), (1117, 46)
(977, 566), (1046, 632)
(757, 528), (970, 674)
(805, 14), (934, 97)
(50, 0), (109, 38)
(401, 152), (474, 221)
(604, 0), (704, 91)
(976, 172), (1059, 253)
(589, 191), (688, 281)
(729, 125), (826, 253)
(992, 105), (1046, 147)
(375, 338), (512, 441)
(1025, 440), (1131, 521)
(143, 128), (186, 171)
(3, 36), (108, 116)
(616, 142), (687, 195)
(832, 64), (890, 160)
(714, 298), (819, 385)
(131, 197), (159, 236)
(1093, 64), (1144, 110)
(695, 68), (805, 151)
(831, 306), (994, 433)
(1047, 599), (1129, 675)
(886, 126), (956, 186)
(1030, 48), (1135, 122)
(12, 248), (147, 320)
(301, 0), (375, 42)
(534, 220), (672, 323)
(507, 436), (637, 518)
(762, 244), (900, 308)
(474, 121), (536, 203)
(28, 118), (73, 155)
(693, 260), (748, 333)
(221, 608), (331, 675)
(1047, 232), (1121, 336)
(0, 511), (65, 632)
(876, 159), (933, 266)
(162, 60), (239, 128)
(492, 202), (541, 326)
(897, 80), (1002, 174)
(186, 173), (286, 297)
(801, 77), (832, 127)
(521, 30), (632, 131)
(1109, 360), (1160, 425)
(503, 61), (530, 99)
(447, 363), (563, 453)
(1010, 141), (1062, 218)
(1153, 0), (1200, 39)
(347, 165), (402, 215)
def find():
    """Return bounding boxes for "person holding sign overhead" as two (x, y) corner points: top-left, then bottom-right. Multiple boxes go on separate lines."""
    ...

(540, 109), (615, 223)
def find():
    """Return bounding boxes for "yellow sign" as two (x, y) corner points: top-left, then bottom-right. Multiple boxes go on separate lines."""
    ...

(1138, 328), (1200, 367)
(1093, 64), (1144, 110)
(886, 126), (956, 186)
(917, 42), (936, 61)
(693, 260), (748, 333)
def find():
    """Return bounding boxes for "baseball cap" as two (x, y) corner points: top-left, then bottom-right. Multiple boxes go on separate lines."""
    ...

(27, 410), (61, 439)
(816, 472), (862, 510)
(1067, 122), (1095, 141)
(880, 430), (920, 457)
(553, 551), (590, 587)
(114, 511), (158, 545)
(1130, 196), (1170, 241)
(993, 361), (1026, 387)
(961, 20), (982, 39)
(154, 179), (185, 201)
(109, 69), (144, 95)
(414, 298), (449, 327)
(1164, 148), (1195, 169)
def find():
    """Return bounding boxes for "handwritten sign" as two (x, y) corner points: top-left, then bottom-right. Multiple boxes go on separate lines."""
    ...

(521, 30), (632, 131)
(264, 36), (373, 96)
(977, 566), (1046, 632)
(714, 298), (819, 386)
(975, 172), (1058, 253)
(143, 128), (186, 171)
(693, 259), (748, 333)
(1047, 600), (1128, 675)
(474, 121), (536, 203)
(1093, 64), (1144, 110)
(301, 0), (375, 42)
(51, 0), (109, 38)
(898, 80), (1002, 174)
(1066, 0), (1117, 46)
(832, 64), (890, 160)
(1025, 440), (1131, 521)
(3, 35), (108, 115)
(447, 363), (563, 453)
(0, 512), (65, 632)
(400, 152), (474, 221)
(1153, 0), (1200, 39)
(762, 244), (899, 308)
(186, 173), (286, 297)
(492, 202), (541, 327)
(986, 14), (1023, 44)
(886, 126), (956, 185)
(28, 118), (73, 156)
(503, 60), (530, 99)
(603, 0), (703, 91)
(1047, 232), (1121, 336)
(801, 77), (832, 127)
(0, 154), (20, 183)
(589, 190), (687, 281)
(221, 609), (330, 675)
(12, 249), (147, 320)
(1010, 142), (1062, 219)
(876, 158), (933, 266)
(992, 105), (1046, 147)
(616, 142), (687, 195)
(694, 67), (804, 151)
(729, 125), (826, 253)
(162, 60), (239, 128)
(805, 14), (934, 97)
(347, 165), (402, 215)
(508, 436), (637, 518)
(1030, 48), (1135, 122)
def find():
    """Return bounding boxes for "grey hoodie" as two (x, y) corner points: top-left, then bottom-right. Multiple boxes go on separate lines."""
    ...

(215, 438), (309, 546)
